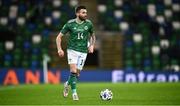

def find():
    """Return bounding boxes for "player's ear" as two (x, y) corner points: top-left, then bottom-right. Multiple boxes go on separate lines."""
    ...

(76, 12), (79, 17)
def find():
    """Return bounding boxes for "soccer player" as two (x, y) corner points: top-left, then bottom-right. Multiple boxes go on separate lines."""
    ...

(56, 5), (96, 100)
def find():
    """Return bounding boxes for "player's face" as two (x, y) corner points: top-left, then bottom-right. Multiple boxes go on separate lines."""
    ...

(77, 9), (87, 21)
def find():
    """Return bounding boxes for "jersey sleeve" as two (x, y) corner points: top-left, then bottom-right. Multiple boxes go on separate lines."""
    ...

(60, 23), (69, 35)
(89, 22), (94, 35)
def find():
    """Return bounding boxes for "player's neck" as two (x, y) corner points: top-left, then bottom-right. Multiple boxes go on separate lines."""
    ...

(76, 18), (84, 24)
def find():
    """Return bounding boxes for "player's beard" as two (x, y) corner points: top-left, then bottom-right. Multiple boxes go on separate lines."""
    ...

(78, 15), (87, 21)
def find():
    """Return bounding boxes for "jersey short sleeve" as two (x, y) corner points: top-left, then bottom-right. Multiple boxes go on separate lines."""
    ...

(60, 23), (69, 35)
(89, 21), (94, 35)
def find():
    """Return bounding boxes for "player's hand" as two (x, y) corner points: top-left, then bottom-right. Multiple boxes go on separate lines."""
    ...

(58, 49), (64, 57)
(88, 45), (94, 53)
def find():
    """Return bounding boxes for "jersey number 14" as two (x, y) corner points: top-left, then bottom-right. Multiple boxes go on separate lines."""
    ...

(77, 33), (84, 39)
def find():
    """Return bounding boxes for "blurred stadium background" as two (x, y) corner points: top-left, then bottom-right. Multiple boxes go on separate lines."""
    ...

(0, 0), (180, 84)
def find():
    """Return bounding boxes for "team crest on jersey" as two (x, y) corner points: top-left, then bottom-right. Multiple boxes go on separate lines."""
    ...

(84, 26), (88, 30)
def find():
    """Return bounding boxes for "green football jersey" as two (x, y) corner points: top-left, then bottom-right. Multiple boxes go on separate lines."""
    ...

(60, 19), (94, 53)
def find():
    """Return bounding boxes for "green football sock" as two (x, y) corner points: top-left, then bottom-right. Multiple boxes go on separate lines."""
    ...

(70, 73), (77, 90)
(67, 75), (71, 85)
(72, 89), (77, 94)
(67, 73), (77, 93)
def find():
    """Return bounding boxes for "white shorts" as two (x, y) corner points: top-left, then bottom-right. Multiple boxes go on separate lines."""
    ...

(67, 49), (87, 70)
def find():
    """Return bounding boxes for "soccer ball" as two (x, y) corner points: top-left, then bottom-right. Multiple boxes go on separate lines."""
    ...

(100, 89), (113, 100)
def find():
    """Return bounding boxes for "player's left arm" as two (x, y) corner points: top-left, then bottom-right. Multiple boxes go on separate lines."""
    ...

(88, 33), (96, 53)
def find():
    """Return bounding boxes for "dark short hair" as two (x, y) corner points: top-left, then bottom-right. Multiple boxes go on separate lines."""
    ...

(75, 5), (86, 13)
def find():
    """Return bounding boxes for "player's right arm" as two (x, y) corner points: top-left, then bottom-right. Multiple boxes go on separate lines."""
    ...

(56, 22), (70, 57)
(56, 32), (64, 57)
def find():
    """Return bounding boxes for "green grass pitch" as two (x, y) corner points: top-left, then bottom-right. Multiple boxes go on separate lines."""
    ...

(0, 83), (180, 105)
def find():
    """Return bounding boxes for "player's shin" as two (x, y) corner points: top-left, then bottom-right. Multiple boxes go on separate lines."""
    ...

(69, 72), (78, 93)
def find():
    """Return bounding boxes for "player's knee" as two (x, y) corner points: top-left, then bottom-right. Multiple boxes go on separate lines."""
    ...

(70, 69), (77, 73)
(70, 64), (77, 72)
